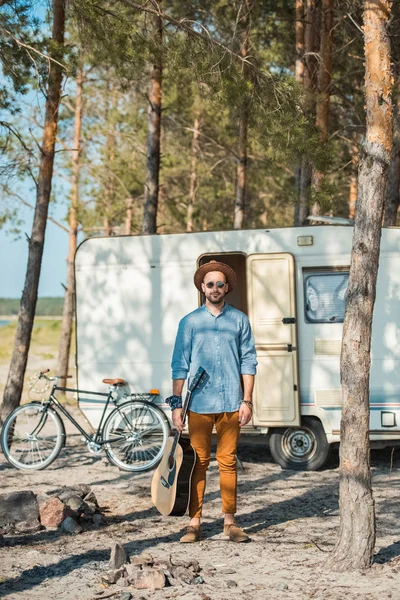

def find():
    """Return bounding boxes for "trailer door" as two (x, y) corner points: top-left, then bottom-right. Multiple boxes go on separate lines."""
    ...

(247, 253), (300, 426)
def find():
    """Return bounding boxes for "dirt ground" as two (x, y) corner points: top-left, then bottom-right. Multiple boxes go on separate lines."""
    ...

(1, 408), (400, 600)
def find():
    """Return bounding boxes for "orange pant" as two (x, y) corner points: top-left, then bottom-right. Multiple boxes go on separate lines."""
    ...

(188, 410), (240, 518)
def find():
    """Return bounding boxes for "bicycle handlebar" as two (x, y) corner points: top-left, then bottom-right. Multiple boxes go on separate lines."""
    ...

(38, 370), (72, 381)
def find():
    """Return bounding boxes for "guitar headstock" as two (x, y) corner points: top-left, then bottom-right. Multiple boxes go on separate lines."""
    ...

(189, 367), (207, 392)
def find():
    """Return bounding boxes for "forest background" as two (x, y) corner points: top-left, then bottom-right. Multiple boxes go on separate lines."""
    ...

(2, 0), (399, 251)
(0, 0), (399, 574)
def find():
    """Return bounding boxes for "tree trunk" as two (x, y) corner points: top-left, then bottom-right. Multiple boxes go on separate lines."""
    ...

(186, 114), (200, 232)
(294, 1), (305, 225)
(233, 104), (248, 229)
(384, 149), (400, 226)
(329, 0), (393, 572)
(103, 80), (117, 235)
(57, 66), (84, 389)
(233, 0), (252, 230)
(295, 0), (318, 225)
(311, 0), (333, 215)
(295, 0), (305, 85)
(142, 11), (162, 234)
(125, 197), (133, 234)
(0, 0), (66, 423)
(349, 138), (359, 219)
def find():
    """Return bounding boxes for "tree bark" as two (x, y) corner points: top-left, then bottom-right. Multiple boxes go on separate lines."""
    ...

(0, 0), (66, 423)
(294, 0), (305, 225)
(349, 138), (359, 219)
(384, 149), (400, 226)
(142, 10), (162, 234)
(125, 197), (133, 234)
(233, 0), (252, 230)
(329, 0), (393, 572)
(186, 114), (200, 232)
(57, 65), (84, 389)
(311, 0), (333, 214)
(103, 80), (116, 235)
(295, 0), (318, 225)
(295, 0), (305, 85)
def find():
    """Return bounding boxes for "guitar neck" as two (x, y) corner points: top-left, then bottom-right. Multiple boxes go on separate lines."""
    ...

(170, 389), (192, 457)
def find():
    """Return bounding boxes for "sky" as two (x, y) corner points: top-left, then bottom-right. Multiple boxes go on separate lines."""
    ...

(0, 202), (69, 298)
(0, 2), (74, 299)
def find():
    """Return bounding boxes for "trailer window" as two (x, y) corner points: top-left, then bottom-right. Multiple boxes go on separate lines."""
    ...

(304, 271), (348, 323)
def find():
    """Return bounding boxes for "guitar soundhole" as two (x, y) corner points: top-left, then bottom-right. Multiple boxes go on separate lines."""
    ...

(168, 455), (174, 470)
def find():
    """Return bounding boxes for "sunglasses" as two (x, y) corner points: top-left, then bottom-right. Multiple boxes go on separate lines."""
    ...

(204, 281), (227, 289)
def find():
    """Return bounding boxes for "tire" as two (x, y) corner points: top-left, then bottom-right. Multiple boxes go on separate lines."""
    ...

(1, 402), (64, 470)
(269, 417), (331, 471)
(103, 400), (170, 472)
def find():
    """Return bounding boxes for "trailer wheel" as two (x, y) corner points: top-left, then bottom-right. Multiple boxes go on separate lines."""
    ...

(269, 417), (331, 471)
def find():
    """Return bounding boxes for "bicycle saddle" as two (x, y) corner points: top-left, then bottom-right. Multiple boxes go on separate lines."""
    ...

(102, 378), (127, 386)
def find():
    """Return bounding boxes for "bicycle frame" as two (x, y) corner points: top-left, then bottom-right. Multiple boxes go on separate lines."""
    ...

(38, 383), (137, 446)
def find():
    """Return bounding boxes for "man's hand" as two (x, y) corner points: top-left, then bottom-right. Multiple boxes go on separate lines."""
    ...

(239, 403), (252, 427)
(172, 408), (184, 432)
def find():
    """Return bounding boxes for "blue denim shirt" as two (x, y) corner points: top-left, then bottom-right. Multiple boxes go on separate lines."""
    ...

(171, 303), (257, 414)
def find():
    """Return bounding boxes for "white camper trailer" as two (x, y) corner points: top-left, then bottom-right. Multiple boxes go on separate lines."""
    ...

(74, 225), (400, 470)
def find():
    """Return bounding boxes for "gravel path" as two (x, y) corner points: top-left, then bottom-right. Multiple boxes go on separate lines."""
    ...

(1, 410), (400, 599)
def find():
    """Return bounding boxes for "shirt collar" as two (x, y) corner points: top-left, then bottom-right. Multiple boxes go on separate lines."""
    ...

(202, 302), (229, 317)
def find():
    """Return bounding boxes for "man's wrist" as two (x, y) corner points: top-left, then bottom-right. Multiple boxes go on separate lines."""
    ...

(166, 395), (183, 410)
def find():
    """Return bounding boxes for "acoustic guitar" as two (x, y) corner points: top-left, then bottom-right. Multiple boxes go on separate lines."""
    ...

(151, 367), (207, 517)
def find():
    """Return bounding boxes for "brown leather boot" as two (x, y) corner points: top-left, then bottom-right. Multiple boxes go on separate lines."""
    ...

(180, 525), (201, 543)
(224, 523), (250, 543)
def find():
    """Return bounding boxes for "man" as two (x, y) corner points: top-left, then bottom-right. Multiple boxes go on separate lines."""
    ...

(167, 260), (257, 543)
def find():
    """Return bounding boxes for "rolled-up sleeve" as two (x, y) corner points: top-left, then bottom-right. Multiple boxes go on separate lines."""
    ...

(171, 317), (192, 380)
(239, 317), (257, 375)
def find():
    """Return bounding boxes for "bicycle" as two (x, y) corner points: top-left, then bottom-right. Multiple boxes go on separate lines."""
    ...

(0, 370), (170, 472)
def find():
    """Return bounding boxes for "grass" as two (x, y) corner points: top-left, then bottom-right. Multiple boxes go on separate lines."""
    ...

(0, 318), (76, 402)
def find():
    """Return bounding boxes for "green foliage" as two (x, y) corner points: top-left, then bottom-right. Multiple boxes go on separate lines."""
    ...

(0, 297), (64, 316)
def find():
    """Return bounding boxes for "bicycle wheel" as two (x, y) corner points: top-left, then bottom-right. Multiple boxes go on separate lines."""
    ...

(103, 400), (170, 472)
(1, 402), (64, 470)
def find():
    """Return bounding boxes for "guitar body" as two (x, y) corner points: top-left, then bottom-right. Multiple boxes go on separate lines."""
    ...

(151, 436), (196, 516)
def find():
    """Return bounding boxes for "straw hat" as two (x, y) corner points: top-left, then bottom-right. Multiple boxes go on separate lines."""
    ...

(194, 260), (237, 293)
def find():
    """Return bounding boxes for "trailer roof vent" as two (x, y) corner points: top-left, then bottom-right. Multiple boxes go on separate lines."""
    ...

(297, 235), (313, 246)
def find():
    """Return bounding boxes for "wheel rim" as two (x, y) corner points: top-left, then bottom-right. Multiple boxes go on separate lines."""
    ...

(281, 425), (317, 463)
(105, 403), (168, 471)
(3, 405), (60, 469)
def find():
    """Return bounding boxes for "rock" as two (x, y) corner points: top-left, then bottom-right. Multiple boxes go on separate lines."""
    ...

(125, 564), (141, 581)
(36, 492), (52, 508)
(134, 569), (166, 590)
(0, 490), (40, 528)
(220, 568), (236, 575)
(82, 501), (97, 515)
(72, 483), (91, 497)
(194, 575), (205, 585)
(276, 582), (289, 591)
(40, 497), (72, 528)
(225, 580), (238, 588)
(62, 517), (82, 534)
(58, 489), (81, 503)
(92, 513), (106, 527)
(131, 553), (154, 566)
(14, 519), (42, 533)
(84, 491), (98, 505)
(109, 542), (129, 570)
(65, 495), (85, 514)
(119, 593), (132, 600)
(170, 566), (195, 584)
(153, 559), (170, 570)
(116, 576), (128, 587)
(101, 567), (125, 584)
